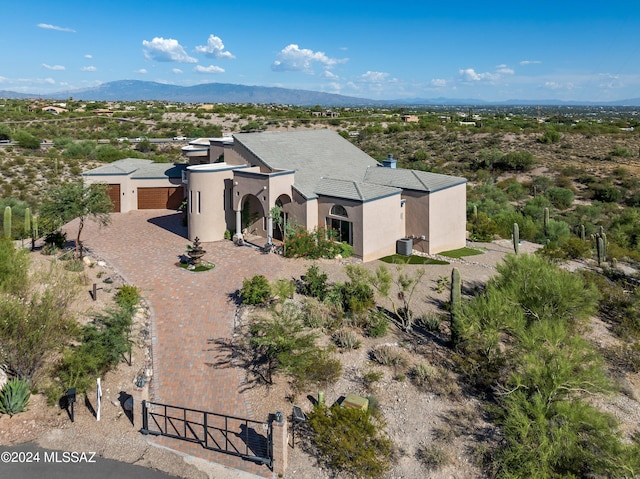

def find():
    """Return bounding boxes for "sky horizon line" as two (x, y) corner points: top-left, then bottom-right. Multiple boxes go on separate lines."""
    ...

(3, 1), (639, 103)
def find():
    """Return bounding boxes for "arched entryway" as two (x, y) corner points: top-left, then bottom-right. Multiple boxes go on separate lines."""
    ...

(272, 194), (292, 241)
(239, 194), (266, 236)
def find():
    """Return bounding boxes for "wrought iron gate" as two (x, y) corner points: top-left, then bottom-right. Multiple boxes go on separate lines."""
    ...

(141, 400), (272, 468)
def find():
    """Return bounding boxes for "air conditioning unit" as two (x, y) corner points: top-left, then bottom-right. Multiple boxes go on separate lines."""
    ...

(396, 238), (413, 256)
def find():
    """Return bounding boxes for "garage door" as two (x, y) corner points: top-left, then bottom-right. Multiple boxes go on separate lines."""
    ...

(108, 184), (121, 213)
(137, 187), (184, 210)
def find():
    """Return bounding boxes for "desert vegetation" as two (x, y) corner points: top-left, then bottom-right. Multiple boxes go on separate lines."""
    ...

(2, 99), (640, 477)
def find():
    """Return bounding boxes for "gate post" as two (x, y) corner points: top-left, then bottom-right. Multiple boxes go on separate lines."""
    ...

(141, 400), (149, 434)
(271, 413), (288, 475)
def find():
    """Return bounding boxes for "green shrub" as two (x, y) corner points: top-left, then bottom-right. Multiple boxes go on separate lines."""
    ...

(64, 259), (85, 272)
(114, 284), (140, 309)
(545, 187), (574, 209)
(240, 275), (271, 305)
(44, 230), (67, 249)
(301, 264), (328, 300)
(416, 312), (442, 332)
(538, 128), (562, 144)
(366, 311), (389, 338)
(271, 278), (295, 304)
(284, 225), (339, 259)
(0, 378), (31, 417)
(308, 404), (394, 479)
(292, 349), (343, 390)
(338, 242), (354, 258)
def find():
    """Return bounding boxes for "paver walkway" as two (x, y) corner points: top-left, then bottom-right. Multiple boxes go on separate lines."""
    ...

(69, 210), (284, 477)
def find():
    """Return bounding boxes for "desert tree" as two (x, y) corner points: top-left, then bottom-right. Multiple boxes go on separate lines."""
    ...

(38, 180), (113, 259)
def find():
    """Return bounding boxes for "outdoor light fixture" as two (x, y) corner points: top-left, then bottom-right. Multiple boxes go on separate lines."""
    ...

(291, 405), (307, 449)
(66, 388), (77, 422)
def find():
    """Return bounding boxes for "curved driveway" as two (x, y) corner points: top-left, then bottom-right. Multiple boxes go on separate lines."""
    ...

(72, 210), (284, 477)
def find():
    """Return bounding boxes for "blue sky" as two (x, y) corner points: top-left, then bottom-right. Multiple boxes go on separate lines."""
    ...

(2, 1), (640, 102)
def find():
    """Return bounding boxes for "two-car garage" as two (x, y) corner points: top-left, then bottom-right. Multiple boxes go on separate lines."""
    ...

(83, 159), (187, 214)
(137, 187), (184, 210)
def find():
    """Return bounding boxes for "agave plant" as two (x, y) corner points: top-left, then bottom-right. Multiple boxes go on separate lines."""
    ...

(0, 378), (31, 417)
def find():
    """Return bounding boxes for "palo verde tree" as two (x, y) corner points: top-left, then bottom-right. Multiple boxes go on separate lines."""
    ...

(38, 180), (113, 259)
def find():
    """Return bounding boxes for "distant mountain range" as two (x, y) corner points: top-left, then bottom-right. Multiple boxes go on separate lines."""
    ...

(1, 80), (640, 107)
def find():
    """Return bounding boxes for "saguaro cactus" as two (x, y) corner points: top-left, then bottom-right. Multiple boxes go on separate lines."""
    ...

(450, 267), (462, 348)
(32, 216), (39, 239)
(579, 224), (586, 241)
(543, 207), (549, 235)
(3, 206), (11, 239)
(595, 226), (607, 265)
(24, 207), (31, 238)
(513, 223), (520, 255)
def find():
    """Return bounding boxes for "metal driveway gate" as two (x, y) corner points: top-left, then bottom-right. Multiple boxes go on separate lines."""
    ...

(141, 400), (272, 468)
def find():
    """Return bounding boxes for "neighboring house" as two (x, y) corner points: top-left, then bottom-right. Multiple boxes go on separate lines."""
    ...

(401, 115), (419, 123)
(82, 129), (467, 262)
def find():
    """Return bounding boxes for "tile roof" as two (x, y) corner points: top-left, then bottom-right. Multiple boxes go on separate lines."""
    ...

(82, 158), (186, 179)
(233, 129), (377, 199)
(364, 166), (466, 192)
(315, 177), (401, 202)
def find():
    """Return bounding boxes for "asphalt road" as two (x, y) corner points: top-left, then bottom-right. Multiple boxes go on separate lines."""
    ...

(0, 443), (180, 479)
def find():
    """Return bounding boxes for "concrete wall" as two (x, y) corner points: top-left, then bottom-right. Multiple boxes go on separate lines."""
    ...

(427, 183), (467, 254)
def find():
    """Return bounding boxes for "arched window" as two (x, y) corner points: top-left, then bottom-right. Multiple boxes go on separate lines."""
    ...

(330, 204), (348, 218)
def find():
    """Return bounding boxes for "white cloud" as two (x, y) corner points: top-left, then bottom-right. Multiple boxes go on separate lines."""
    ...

(142, 37), (197, 63)
(84, 54), (93, 59)
(81, 66), (96, 72)
(360, 71), (389, 82)
(136, 69), (148, 74)
(497, 66), (515, 75)
(271, 44), (346, 73)
(172, 68), (183, 74)
(195, 34), (235, 59)
(431, 78), (447, 87)
(520, 60), (542, 65)
(42, 64), (65, 71)
(544, 81), (575, 90)
(37, 23), (75, 32)
(459, 68), (499, 81)
(321, 70), (339, 79)
(194, 65), (224, 74)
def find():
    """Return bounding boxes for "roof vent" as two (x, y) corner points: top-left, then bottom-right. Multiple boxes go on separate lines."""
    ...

(382, 154), (397, 168)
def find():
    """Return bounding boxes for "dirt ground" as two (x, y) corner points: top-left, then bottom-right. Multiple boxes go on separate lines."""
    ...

(2, 239), (639, 479)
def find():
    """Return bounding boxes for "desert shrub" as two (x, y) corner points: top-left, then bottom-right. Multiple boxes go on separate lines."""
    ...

(64, 259), (85, 272)
(467, 211), (498, 242)
(58, 305), (134, 392)
(609, 145), (632, 158)
(538, 236), (592, 261)
(284, 225), (339, 259)
(496, 150), (537, 172)
(0, 378), (31, 417)
(416, 312), (442, 332)
(338, 242), (354, 258)
(531, 175), (552, 194)
(545, 187), (574, 209)
(366, 310), (389, 338)
(591, 184), (622, 203)
(247, 303), (319, 384)
(416, 442), (451, 470)
(302, 298), (340, 331)
(44, 230), (67, 249)
(371, 345), (408, 369)
(538, 128), (562, 144)
(308, 404), (394, 479)
(362, 369), (384, 391)
(301, 264), (328, 300)
(411, 363), (460, 397)
(333, 329), (361, 350)
(292, 349), (342, 390)
(114, 284), (140, 309)
(240, 275), (271, 305)
(271, 279), (295, 304)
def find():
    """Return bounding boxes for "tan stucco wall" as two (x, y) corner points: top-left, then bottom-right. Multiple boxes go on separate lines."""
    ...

(317, 197), (364, 258)
(427, 183), (467, 254)
(187, 166), (236, 242)
(84, 175), (182, 213)
(360, 194), (405, 262)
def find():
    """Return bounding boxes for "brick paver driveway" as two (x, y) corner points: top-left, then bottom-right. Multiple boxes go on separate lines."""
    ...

(73, 210), (284, 476)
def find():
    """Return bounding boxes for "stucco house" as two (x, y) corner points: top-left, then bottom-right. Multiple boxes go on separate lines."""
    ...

(84, 129), (467, 262)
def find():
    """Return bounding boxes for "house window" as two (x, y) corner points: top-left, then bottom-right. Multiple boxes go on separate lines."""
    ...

(327, 217), (352, 245)
(197, 191), (201, 214)
(330, 204), (348, 218)
(189, 190), (193, 214)
(327, 204), (352, 245)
